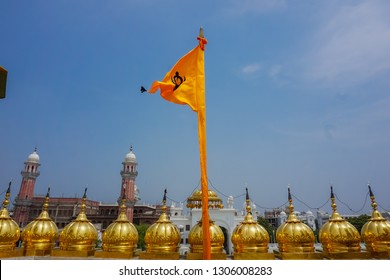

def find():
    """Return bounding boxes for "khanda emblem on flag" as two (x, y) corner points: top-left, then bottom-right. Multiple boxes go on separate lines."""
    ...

(171, 71), (186, 91)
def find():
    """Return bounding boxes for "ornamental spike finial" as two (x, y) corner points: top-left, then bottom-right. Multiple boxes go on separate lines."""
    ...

(368, 184), (377, 211)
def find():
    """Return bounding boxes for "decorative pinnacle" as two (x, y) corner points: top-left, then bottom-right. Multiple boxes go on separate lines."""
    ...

(81, 187), (88, 213)
(42, 186), (50, 212)
(368, 184), (377, 211)
(3, 182), (11, 210)
(287, 186), (294, 214)
(330, 186), (337, 212)
(120, 187), (127, 213)
(162, 189), (167, 214)
(130, 145), (133, 152)
(245, 187), (252, 215)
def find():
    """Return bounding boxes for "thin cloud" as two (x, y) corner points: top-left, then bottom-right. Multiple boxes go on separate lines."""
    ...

(241, 63), (262, 75)
(305, 0), (390, 88)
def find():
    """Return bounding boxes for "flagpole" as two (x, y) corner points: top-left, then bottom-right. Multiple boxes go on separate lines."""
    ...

(197, 27), (211, 260)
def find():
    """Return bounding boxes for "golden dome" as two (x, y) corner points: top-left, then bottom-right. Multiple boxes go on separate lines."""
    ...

(0, 184), (20, 251)
(186, 188), (224, 209)
(232, 188), (269, 253)
(144, 189), (180, 253)
(21, 188), (59, 251)
(59, 188), (98, 251)
(361, 185), (390, 254)
(319, 186), (360, 253)
(102, 193), (138, 253)
(276, 188), (315, 253)
(188, 219), (225, 254)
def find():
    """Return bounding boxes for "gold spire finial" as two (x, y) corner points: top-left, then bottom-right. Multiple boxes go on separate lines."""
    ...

(80, 187), (88, 214)
(42, 186), (50, 212)
(330, 185), (337, 212)
(368, 184), (377, 211)
(245, 187), (251, 214)
(162, 189), (167, 214)
(287, 186), (294, 214)
(120, 187), (127, 213)
(2, 182), (11, 210)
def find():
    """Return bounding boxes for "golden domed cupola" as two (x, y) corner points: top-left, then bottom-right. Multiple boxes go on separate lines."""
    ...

(21, 187), (59, 256)
(53, 188), (98, 257)
(186, 188), (226, 260)
(231, 188), (273, 259)
(96, 190), (138, 258)
(319, 186), (361, 258)
(139, 189), (181, 259)
(0, 182), (21, 258)
(276, 187), (315, 259)
(186, 189), (224, 209)
(361, 185), (390, 258)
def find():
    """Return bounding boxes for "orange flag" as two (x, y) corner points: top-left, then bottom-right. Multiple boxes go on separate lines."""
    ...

(147, 35), (207, 113)
(145, 29), (211, 260)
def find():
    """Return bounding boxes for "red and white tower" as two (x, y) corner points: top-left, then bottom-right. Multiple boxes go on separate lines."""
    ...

(118, 146), (138, 222)
(13, 148), (41, 227)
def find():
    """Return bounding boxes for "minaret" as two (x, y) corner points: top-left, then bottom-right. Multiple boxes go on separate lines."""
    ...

(13, 148), (41, 227)
(118, 146), (138, 222)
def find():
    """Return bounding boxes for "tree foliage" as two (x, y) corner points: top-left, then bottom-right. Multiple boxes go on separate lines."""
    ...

(257, 216), (274, 238)
(134, 224), (149, 250)
(346, 214), (370, 233)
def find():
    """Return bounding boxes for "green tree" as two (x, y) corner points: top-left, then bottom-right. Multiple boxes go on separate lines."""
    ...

(347, 214), (370, 233)
(135, 224), (149, 250)
(257, 216), (275, 241)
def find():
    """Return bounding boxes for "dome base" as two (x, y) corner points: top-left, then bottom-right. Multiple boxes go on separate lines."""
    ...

(322, 251), (371, 260)
(51, 248), (95, 258)
(139, 251), (180, 260)
(95, 250), (136, 259)
(277, 251), (321, 260)
(186, 251), (226, 260)
(0, 247), (24, 258)
(23, 247), (53, 257)
(232, 252), (275, 260)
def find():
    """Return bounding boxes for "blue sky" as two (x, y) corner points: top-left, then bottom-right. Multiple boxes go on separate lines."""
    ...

(1, 0), (390, 215)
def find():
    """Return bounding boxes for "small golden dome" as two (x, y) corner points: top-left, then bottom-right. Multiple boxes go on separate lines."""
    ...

(102, 192), (138, 253)
(0, 184), (20, 251)
(21, 188), (59, 251)
(276, 188), (315, 253)
(188, 219), (225, 254)
(59, 188), (98, 251)
(186, 188), (224, 209)
(232, 188), (269, 253)
(144, 189), (180, 253)
(361, 185), (390, 253)
(319, 187), (360, 253)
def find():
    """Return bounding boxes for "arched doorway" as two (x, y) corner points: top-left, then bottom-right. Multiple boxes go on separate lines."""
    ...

(220, 226), (230, 255)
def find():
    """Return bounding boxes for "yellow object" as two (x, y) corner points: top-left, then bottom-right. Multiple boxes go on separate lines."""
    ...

(21, 188), (58, 256)
(361, 185), (390, 258)
(56, 189), (98, 255)
(140, 189), (180, 259)
(276, 188), (315, 259)
(232, 188), (270, 257)
(0, 184), (21, 255)
(186, 189), (223, 209)
(147, 28), (211, 259)
(100, 191), (138, 256)
(319, 186), (362, 259)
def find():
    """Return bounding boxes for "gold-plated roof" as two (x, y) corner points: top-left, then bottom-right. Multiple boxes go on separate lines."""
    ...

(21, 188), (59, 251)
(276, 188), (315, 253)
(0, 184), (20, 251)
(144, 189), (180, 253)
(102, 191), (138, 252)
(188, 219), (225, 254)
(319, 186), (360, 253)
(186, 188), (224, 209)
(59, 188), (98, 251)
(231, 188), (269, 253)
(361, 185), (390, 253)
